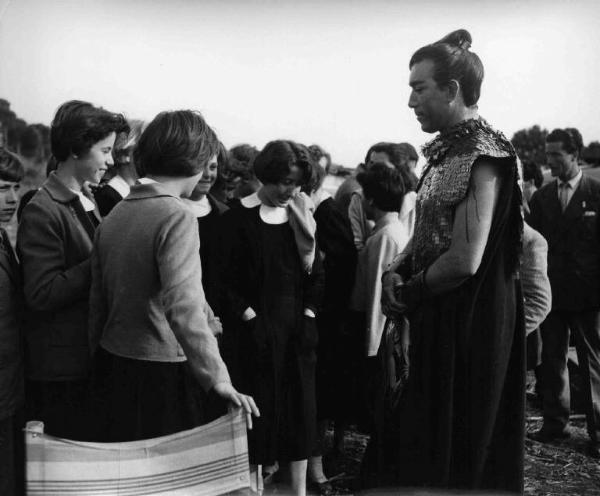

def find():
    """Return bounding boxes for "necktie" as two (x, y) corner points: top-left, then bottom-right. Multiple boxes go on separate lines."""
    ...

(559, 182), (571, 212)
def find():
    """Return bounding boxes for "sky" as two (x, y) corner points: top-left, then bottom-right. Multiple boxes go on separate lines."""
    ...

(1, 0), (599, 167)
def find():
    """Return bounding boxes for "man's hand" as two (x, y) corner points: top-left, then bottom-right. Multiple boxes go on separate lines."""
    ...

(213, 382), (260, 430)
(381, 271), (407, 317)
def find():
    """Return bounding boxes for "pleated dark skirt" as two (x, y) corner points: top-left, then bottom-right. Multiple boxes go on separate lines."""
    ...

(91, 347), (225, 442)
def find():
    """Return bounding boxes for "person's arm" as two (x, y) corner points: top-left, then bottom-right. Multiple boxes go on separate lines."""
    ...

(157, 209), (230, 391)
(17, 200), (91, 312)
(521, 226), (552, 335)
(402, 159), (504, 308)
(348, 192), (368, 251)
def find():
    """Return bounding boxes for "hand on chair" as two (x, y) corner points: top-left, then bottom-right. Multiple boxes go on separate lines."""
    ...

(213, 382), (260, 430)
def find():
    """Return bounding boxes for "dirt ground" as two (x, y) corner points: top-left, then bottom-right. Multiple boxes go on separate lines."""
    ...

(314, 416), (600, 496)
(310, 380), (600, 496)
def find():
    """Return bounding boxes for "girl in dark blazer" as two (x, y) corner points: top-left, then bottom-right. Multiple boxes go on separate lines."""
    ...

(17, 100), (125, 440)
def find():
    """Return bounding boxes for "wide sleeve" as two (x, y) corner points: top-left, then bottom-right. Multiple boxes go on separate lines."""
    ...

(17, 200), (91, 312)
(521, 225), (552, 335)
(157, 209), (231, 391)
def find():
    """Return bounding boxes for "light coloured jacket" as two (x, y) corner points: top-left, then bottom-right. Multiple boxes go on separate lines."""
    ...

(89, 182), (230, 392)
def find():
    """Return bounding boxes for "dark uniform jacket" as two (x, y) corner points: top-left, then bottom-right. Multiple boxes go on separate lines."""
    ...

(528, 174), (600, 312)
(0, 228), (23, 419)
(17, 173), (100, 381)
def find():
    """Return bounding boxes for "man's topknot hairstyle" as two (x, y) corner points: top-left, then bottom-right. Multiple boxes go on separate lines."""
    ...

(410, 29), (484, 107)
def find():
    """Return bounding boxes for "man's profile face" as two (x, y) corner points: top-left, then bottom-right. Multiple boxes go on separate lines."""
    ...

(545, 141), (578, 181)
(408, 59), (449, 133)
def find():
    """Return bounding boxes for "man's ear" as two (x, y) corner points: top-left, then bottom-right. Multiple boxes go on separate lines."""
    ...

(446, 79), (460, 103)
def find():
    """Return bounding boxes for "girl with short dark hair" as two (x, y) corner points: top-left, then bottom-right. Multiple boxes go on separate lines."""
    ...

(220, 140), (324, 496)
(17, 100), (124, 440)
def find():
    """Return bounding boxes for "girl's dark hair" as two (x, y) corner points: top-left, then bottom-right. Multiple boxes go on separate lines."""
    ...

(522, 160), (544, 188)
(0, 148), (25, 182)
(253, 140), (314, 187)
(546, 128), (583, 155)
(409, 29), (484, 107)
(134, 110), (219, 177)
(357, 162), (406, 213)
(50, 100), (127, 162)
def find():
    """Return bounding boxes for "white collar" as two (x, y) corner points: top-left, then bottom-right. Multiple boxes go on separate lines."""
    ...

(107, 175), (131, 198)
(137, 177), (157, 185)
(240, 192), (288, 224)
(182, 196), (212, 218)
(557, 169), (583, 189)
(69, 188), (96, 212)
(240, 192), (261, 208)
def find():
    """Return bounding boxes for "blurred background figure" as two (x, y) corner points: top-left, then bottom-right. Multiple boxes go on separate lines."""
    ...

(347, 142), (417, 251)
(94, 119), (145, 217)
(522, 159), (544, 207)
(309, 144), (332, 174)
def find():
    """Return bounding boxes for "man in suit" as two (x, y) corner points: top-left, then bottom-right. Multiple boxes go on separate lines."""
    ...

(0, 148), (25, 495)
(527, 127), (600, 459)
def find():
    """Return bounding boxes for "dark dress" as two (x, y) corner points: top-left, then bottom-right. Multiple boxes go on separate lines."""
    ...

(361, 118), (526, 494)
(196, 195), (228, 315)
(313, 197), (358, 423)
(220, 203), (324, 465)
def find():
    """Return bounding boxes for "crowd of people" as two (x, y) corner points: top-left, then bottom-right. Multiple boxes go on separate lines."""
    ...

(1, 28), (599, 496)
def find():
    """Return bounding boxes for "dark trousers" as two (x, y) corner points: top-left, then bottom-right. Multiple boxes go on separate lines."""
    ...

(541, 309), (600, 441)
(0, 409), (25, 496)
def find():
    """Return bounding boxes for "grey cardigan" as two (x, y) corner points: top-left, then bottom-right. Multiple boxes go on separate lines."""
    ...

(89, 182), (230, 392)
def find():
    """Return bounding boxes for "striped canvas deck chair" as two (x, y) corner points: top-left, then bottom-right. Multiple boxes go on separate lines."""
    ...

(25, 409), (262, 496)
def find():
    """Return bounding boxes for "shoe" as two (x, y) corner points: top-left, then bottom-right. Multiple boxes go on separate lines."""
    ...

(585, 441), (600, 459)
(527, 428), (571, 443)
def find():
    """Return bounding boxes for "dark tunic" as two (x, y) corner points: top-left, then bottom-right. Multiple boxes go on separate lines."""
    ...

(313, 197), (358, 422)
(196, 195), (228, 315)
(220, 203), (324, 464)
(362, 118), (525, 494)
